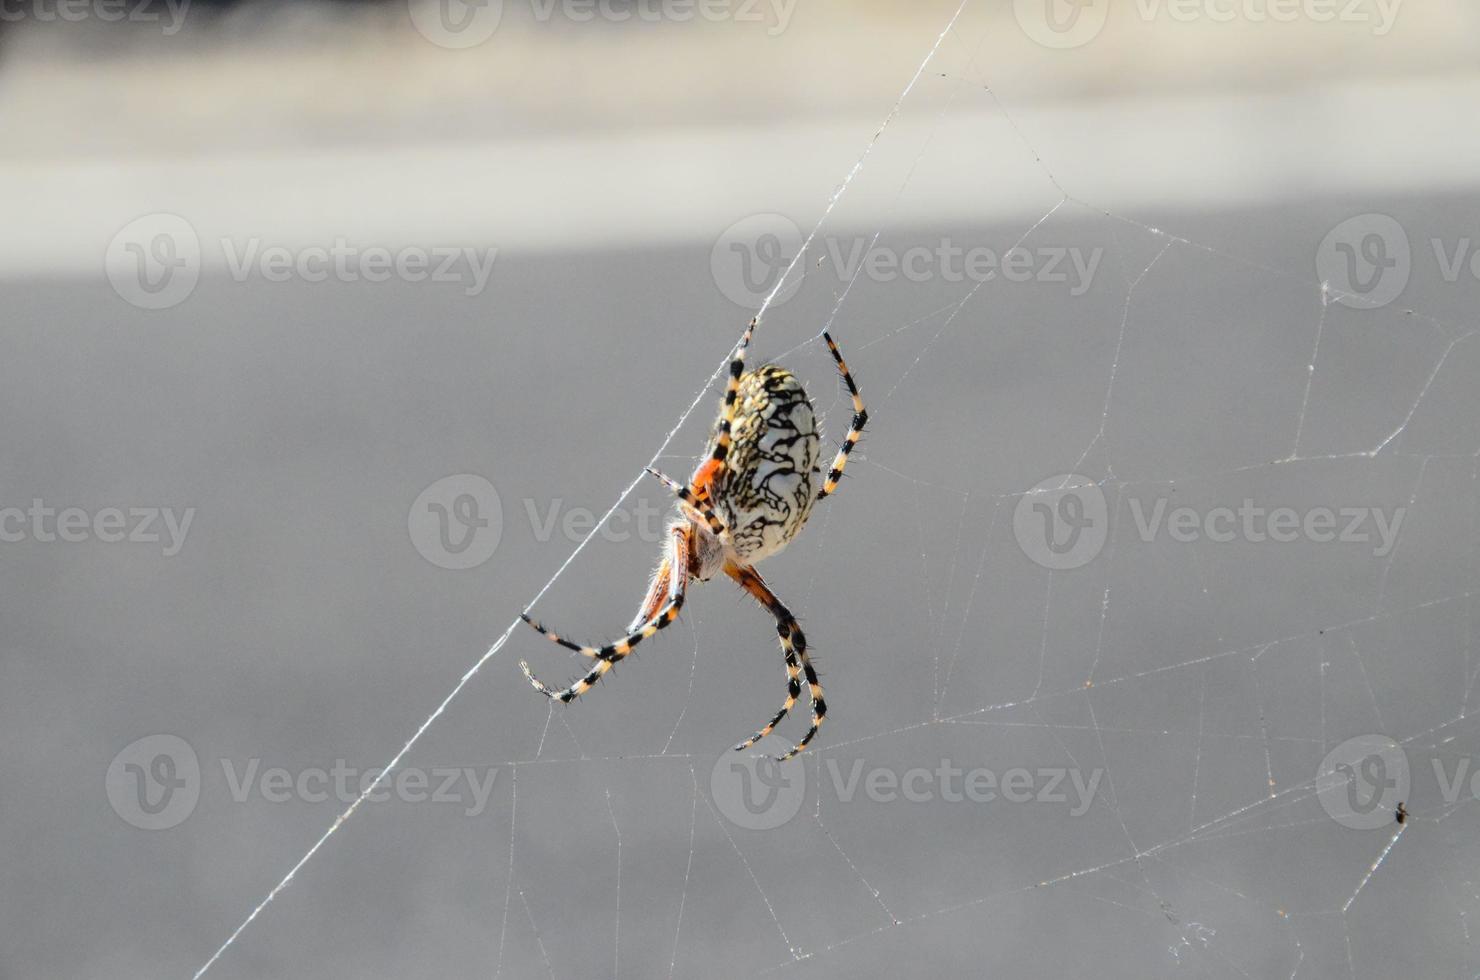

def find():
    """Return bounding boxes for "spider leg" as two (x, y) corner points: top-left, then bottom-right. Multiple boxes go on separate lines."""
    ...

(705, 316), (759, 471)
(519, 525), (690, 702)
(645, 467), (727, 539)
(724, 561), (825, 760)
(626, 547), (673, 633)
(815, 331), (869, 502)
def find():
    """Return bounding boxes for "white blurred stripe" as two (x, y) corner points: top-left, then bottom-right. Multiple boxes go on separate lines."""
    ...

(4, 77), (1479, 277)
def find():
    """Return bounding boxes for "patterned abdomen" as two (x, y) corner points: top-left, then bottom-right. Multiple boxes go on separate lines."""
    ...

(712, 365), (820, 563)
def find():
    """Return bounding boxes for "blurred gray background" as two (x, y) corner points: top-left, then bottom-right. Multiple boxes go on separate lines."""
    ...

(5, 1), (1480, 977)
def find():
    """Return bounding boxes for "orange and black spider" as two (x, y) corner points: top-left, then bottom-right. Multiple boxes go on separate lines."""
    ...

(518, 318), (868, 760)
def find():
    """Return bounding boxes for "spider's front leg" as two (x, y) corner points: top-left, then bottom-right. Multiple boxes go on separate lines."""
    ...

(645, 467), (728, 539)
(725, 561), (825, 761)
(519, 524), (691, 703)
(707, 316), (759, 469)
(815, 331), (869, 502)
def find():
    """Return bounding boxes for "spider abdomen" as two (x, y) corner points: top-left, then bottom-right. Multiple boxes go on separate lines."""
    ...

(712, 365), (820, 563)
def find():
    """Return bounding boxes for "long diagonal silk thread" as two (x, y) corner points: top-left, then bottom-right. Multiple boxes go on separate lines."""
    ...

(190, 4), (972, 975)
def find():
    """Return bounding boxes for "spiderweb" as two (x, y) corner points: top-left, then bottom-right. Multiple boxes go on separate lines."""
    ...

(190, 4), (1480, 978)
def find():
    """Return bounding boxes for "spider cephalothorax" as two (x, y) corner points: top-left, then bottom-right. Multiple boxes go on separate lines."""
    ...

(519, 320), (868, 759)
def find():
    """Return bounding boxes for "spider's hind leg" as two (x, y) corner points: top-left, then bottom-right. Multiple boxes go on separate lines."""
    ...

(625, 551), (674, 634)
(725, 561), (826, 760)
(519, 525), (691, 702)
(732, 623), (803, 753)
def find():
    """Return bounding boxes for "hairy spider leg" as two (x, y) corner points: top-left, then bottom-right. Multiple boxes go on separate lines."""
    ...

(815, 331), (869, 502)
(519, 524), (691, 701)
(726, 560), (823, 760)
(705, 316), (759, 471)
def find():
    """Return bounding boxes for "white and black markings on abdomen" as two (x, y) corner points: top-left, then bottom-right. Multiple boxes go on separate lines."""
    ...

(713, 365), (821, 564)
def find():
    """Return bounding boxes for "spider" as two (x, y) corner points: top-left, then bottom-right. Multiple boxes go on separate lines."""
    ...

(518, 318), (868, 760)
